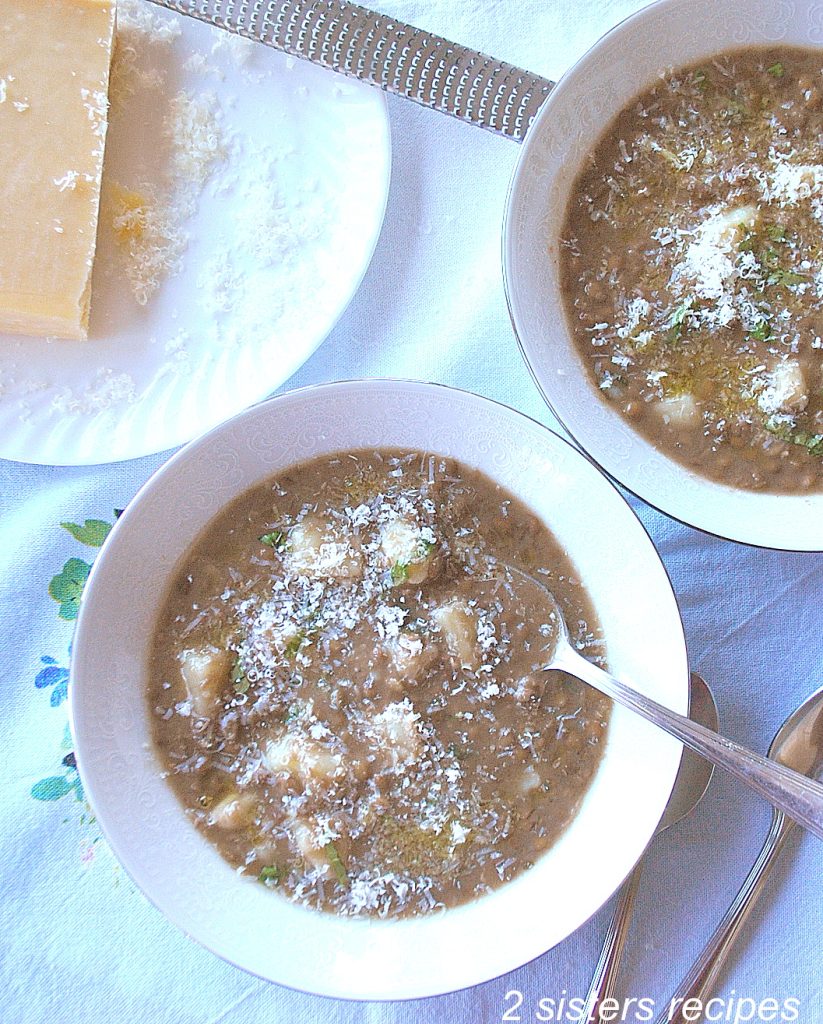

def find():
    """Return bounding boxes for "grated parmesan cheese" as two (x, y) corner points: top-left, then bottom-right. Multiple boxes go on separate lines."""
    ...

(51, 368), (137, 415)
(762, 160), (823, 206)
(755, 359), (808, 415)
(105, 183), (187, 306)
(103, 4), (231, 305)
(165, 91), (227, 187)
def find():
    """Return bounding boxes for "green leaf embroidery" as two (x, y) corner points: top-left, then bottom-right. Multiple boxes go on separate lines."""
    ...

(60, 723), (73, 752)
(48, 558), (92, 620)
(31, 776), (73, 801)
(60, 519), (112, 547)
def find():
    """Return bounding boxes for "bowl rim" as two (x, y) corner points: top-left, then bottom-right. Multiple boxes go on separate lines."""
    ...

(69, 377), (689, 999)
(502, 0), (823, 553)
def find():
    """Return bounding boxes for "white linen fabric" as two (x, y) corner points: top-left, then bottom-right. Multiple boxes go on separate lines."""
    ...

(1, 2), (821, 1022)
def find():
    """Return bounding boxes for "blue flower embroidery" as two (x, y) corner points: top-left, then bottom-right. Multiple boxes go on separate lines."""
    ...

(35, 655), (69, 707)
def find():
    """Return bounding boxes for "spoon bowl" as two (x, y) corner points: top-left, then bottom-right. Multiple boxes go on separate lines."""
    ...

(660, 674), (718, 831)
(771, 684), (823, 769)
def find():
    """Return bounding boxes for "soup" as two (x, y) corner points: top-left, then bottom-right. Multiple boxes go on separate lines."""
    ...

(148, 450), (610, 917)
(561, 47), (823, 493)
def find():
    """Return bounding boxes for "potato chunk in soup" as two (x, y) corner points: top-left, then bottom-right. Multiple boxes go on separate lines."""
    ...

(149, 450), (610, 917)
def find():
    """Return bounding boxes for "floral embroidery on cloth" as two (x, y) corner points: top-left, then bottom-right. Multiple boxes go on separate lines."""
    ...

(30, 513), (121, 868)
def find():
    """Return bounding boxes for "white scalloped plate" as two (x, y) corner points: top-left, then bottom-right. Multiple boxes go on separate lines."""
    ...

(504, 0), (823, 551)
(0, 6), (389, 465)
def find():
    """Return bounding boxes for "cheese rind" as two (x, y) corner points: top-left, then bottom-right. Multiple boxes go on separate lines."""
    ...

(0, 0), (116, 340)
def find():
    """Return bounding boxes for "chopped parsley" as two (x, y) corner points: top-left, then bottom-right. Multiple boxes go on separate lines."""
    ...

(283, 703), (301, 722)
(390, 562), (410, 584)
(738, 230), (756, 253)
(231, 657), (249, 694)
(325, 842), (348, 887)
(767, 62), (785, 78)
(750, 321), (771, 342)
(758, 246), (805, 289)
(788, 430), (823, 457)
(260, 530), (286, 550)
(766, 222), (788, 243)
(762, 247), (781, 269)
(285, 631), (307, 657)
(799, 432), (823, 457)
(765, 419), (823, 456)
(259, 865), (282, 885)
(719, 99), (747, 124)
(390, 539), (435, 584)
(766, 267), (805, 288)
(666, 299), (692, 342)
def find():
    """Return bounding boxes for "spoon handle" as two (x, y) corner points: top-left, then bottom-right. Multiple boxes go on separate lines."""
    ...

(581, 861), (644, 1022)
(146, 0), (554, 140)
(655, 812), (794, 1024)
(555, 647), (823, 840)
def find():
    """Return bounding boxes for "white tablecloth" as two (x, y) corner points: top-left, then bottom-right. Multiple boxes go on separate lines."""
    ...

(1, 2), (821, 1022)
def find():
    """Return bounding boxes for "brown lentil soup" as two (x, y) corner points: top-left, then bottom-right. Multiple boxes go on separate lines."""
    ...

(561, 47), (823, 493)
(148, 450), (610, 917)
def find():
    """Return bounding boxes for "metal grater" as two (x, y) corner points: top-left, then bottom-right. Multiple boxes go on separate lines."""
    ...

(144, 0), (554, 141)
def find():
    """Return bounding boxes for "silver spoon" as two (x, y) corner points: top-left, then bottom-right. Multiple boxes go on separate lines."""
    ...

(657, 684), (823, 1024)
(582, 673), (717, 1023)
(509, 569), (823, 840)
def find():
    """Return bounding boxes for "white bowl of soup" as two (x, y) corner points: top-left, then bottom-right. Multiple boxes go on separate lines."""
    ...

(504, 0), (823, 550)
(70, 379), (688, 999)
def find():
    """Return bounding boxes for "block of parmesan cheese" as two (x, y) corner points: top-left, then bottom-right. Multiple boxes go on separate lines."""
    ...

(0, 0), (116, 340)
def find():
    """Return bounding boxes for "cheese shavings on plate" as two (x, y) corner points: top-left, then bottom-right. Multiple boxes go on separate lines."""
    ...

(0, 0), (390, 464)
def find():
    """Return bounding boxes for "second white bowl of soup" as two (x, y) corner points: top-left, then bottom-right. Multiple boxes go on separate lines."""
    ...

(505, 0), (823, 550)
(70, 379), (688, 999)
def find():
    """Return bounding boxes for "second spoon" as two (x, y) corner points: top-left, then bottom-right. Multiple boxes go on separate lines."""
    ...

(582, 673), (718, 1022)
